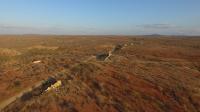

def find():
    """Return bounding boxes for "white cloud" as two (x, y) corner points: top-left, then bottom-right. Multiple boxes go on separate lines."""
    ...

(134, 24), (200, 35)
(0, 24), (65, 34)
(137, 24), (178, 29)
(0, 24), (200, 35)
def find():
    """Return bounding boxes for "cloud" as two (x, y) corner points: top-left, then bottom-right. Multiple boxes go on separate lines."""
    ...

(0, 24), (66, 34)
(137, 24), (177, 29)
(0, 24), (200, 35)
(133, 23), (200, 35)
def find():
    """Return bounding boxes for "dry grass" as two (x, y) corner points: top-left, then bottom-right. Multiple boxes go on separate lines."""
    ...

(0, 48), (21, 56)
(0, 35), (200, 112)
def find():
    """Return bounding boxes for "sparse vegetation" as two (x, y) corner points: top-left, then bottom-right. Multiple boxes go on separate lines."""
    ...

(0, 36), (200, 112)
(13, 80), (21, 87)
(96, 53), (109, 61)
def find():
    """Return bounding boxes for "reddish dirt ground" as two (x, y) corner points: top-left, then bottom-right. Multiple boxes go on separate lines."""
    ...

(0, 35), (200, 112)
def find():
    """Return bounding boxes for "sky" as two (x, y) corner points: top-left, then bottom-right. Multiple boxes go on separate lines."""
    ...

(0, 0), (200, 35)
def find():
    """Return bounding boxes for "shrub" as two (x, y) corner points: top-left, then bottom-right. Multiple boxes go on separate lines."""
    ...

(112, 44), (123, 53)
(59, 100), (78, 112)
(96, 53), (109, 61)
(14, 80), (21, 87)
(21, 92), (33, 101)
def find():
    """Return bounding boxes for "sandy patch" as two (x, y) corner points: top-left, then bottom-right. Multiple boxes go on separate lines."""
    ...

(27, 45), (58, 50)
(0, 48), (21, 56)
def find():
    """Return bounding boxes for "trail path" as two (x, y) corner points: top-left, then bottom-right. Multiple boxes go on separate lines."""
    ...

(0, 44), (120, 111)
(0, 81), (43, 111)
(0, 54), (99, 111)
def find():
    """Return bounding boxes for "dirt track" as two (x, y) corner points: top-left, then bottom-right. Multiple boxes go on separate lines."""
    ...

(0, 81), (42, 110)
(1, 36), (200, 112)
(0, 45), (116, 111)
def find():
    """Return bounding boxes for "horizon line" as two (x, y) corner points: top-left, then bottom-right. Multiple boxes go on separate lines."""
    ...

(0, 34), (200, 37)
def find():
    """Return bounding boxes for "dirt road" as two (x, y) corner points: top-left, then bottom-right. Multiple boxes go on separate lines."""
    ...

(0, 45), (119, 111)
(0, 81), (43, 111)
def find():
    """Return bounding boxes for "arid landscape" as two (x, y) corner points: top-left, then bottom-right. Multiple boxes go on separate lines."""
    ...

(0, 35), (199, 112)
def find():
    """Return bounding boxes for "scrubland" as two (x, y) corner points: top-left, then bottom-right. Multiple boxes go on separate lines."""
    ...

(0, 35), (200, 112)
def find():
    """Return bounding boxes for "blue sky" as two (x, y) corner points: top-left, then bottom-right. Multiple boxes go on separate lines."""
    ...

(0, 0), (200, 35)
